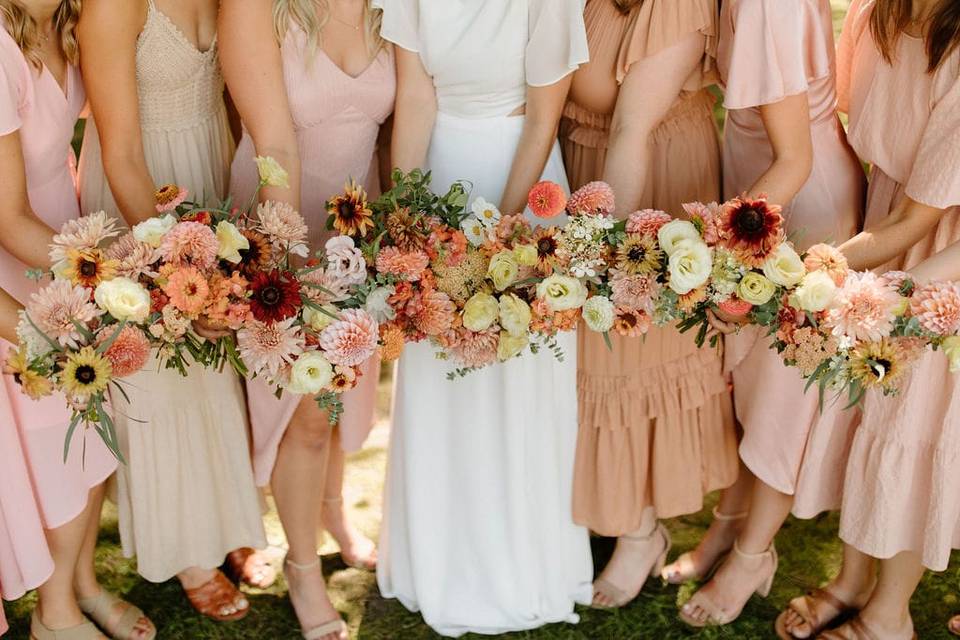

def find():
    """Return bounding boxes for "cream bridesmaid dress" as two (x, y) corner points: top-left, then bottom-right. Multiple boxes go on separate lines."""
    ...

(77, 0), (265, 582)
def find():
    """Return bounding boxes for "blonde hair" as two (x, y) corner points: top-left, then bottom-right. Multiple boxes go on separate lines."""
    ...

(0, 0), (81, 69)
(273, 0), (384, 60)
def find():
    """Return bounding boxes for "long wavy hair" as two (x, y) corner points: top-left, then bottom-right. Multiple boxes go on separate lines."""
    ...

(273, 0), (384, 59)
(0, 0), (80, 69)
(871, 0), (960, 71)
(613, 0), (643, 13)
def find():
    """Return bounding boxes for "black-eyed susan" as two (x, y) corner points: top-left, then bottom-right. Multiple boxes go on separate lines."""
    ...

(3, 348), (53, 400)
(327, 180), (374, 238)
(64, 248), (118, 289)
(615, 234), (663, 276)
(848, 339), (906, 392)
(61, 346), (112, 397)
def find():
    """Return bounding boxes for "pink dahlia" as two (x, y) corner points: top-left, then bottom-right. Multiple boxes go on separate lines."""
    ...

(159, 221), (219, 272)
(318, 309), (379, 366)
(681, 202), (722, 244)
(626, 209), (673, 237)
(301, 267), (349, 305)
(450, 327), (499, 368)
(804, 243), (849, 286)
(823, 271), (900, 343)
(610, 272), (659, 313)
(909, 280), (960, 336)
(375, 247), (430, 282)
(406, 289), (455, 337)
(101, 326), (151, 378)
(163, 266), (210, 316)
(237, 317), (305, 377)
(567, 181), (615, 216)
(257, 200), (309, 249)
(27, 279), (103, 349)
(880, 270), (912, 292)
(527, 181), (567, 219)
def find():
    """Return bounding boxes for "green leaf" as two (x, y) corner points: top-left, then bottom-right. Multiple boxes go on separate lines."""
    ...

(95, 320), (128, 355)
(602, 331), (613, 352)
(63, 412), (82, 463)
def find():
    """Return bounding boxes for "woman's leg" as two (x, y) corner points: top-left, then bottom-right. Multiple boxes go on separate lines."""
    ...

(592, 506), (668, 607)
(321, 428), (376, 569)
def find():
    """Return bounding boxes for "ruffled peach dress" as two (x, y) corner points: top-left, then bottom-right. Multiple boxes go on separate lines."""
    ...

(560, 0), (738, 535)
(718, 0), (866, 517)
(836, 0), (960, 571)
(230, 22), (395, 486)
(0, 25), (116, 614)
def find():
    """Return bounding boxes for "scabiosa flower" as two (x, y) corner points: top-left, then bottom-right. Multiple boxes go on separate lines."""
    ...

(318, 309), (379, 366)
(804, 243), (849, 286)
(159, 221), (219, 272)
(567, 181), (615, 216)
(824, 271), (900, 343)
(237, 230), (274, 278)
(257, 200), (309, 255)
(406, 289), (455, 337)
(327, 179), (375, 237)
(249, 270), (302, 323)
(106, 232), (161, 280)
(626, 209), (673, 236)
(4, 348), (53, 399)
(63, 248), (118, 289)
(100, 326), (151, 378)
(527, 181), (567, 219)
(376, 247), (430, 282)
(61, 346), (112, 397)
(450, 327), (499, 368)
(909, 280), (960, 336)
(163, 266), (209, 316)
(615, 234), (663, 275)
(238, 317), (305, 378)
(610, 272), (659, 313)
(154, 184), (188, 212)
(27, 279), (103, 348)
(50, 211), (122, 263)
(718, 196), (784, 267)
(379, 322), (406, 361)
(613, 307), (651, 338)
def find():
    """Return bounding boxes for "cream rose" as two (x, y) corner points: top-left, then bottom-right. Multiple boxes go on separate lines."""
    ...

(657, 219), (701, 256)
(497, 331), (529, 362)
(737, 272), (777, 306)
(762, 243), (806, 287)
(582, 296), (615, 333)
(303, 305), (339, 332)
(487, 251), (520, 291)
(463, 293), (499, 332)
(667, 239), (712, 295)
(132, 214), (176, 248)
(512, 244), (539, 267)
(536, 274), (588, 312)
(498, 293), (532, 337)
(255, 155), (290, 188)
(215, 221), (250, 264)
(94, 277), (151, 323)
(941, 336), (960, 373)
(286, 351), (333, 395)
(789, 270), (837, 312)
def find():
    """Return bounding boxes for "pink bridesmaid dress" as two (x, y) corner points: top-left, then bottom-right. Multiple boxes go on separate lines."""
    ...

(230, 22), (395, 486)
(0, 23), (116, 619)
(836, 0), (960, 571)
(718, 0), (866, 516)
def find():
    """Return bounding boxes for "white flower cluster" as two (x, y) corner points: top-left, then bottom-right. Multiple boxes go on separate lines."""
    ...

(557, 214), (614, 278)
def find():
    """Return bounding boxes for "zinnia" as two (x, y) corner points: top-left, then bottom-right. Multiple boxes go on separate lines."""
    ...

(318, 309), (379, 367)
(804, 243), (848, 286)
(527, 181), (567, 219)
(154, 184), (188, 212)
(163, 267), (210, 316)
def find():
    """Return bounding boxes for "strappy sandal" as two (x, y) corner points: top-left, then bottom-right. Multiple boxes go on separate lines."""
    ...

(679, 541), (778, 628)
(78, 590), (155, 640)
(184, 570), (250, 622)
(818, 616), (917, 640)
(775, 588), (857, 639)
(283, 557), (348, 640)
(322, 497), (377, 571)
(225, 547), (278, 589)
(949, 614), (960, 636)
(30, 610), (105, 640)
(592, 523), (672, 609)
(661, 507), (748, 584)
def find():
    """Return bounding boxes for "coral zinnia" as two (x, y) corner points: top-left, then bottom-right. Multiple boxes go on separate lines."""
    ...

(163, 266), (210, 316)
(101, 326), (151, 378)
(615, 235), (663, 276)
(61, 346), (112, 397)
(567, 181), (615, 216)
(328, 179), (375, 237)
(804, 243), (848, 286)
(909, 280), (960, 336)
(249, 270), (302, 323)
(527, 181), (567, 219)
(318, 309), (379, 366)
(718, 196), (784, 267)
(4, 348), (53, 400)
(64, 248), (118, 289)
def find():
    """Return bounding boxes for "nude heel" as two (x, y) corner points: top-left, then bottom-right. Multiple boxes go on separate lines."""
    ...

(592, 523), (672, 609)
(661, 507), (748, 584)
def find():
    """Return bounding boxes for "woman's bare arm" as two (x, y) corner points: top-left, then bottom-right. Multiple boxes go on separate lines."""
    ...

(0, 288), (22, 344)
(839, 197), (944, 271)
(0, 132), (58, 267)
(747, 93), (814, 208)
(390, 47), (436, 173)
(909, 240), (960, 282)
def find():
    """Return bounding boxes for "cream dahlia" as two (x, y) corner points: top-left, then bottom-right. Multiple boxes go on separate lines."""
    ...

(26, 279), (103, 348)
(318, 309), (379, 366)
(824, 271), (900, 343)
(909, 280), (960, 336)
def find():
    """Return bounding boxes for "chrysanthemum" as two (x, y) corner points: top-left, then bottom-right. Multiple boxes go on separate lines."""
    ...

(567, 181), (615, 216)
(379, 322), (406, 361)
(50, 211), (122, 263)
(613, 307), (651, 338)
(107, 232), (161, 280)
(610, 273), (659, 313)
(61, 346), (112, 397)
(909, 280), (960, 336)
(63, 248), (118, 289)
(527, 181), (567, 219)
(163, 266), (210, 316)
(27, 279), (103, 348)
(376, 247), (430, 282)
(718, 196), (784, 267)
(804, 243), (849, 286)
(318, 309), (379, 366)
(615, 234), (663, 275)
(824, 271), (900, 343)
(450, 327), (499, 368)
(249, 270), (302, 323)
(237, 317), (305, 377)
(406, 289), (455, 337)
(327, 179), (375, 237)
(3, 348), (53, 399)
(100, 326), (151, 378)
(159, 221), (219, 272)
(625, 209), (673, 237)
(848, 338), (909, 390)
(154, 184), (188, 212)
(257, 200), (309, 250)
(237, 230), (274, 278)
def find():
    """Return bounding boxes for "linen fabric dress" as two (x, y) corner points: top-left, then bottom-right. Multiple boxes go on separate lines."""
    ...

(0, 24), (117, 611)
(230, 22), (395, 486)
(77, 0), (265, 582)
(836, 0), (960, 571)
(560, 0), (738, 536)
(373, 1), (593, 636)
(718, 0), (866, 517)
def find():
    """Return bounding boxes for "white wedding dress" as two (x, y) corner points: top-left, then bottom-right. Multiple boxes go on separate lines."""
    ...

(374, 1), (593, 637)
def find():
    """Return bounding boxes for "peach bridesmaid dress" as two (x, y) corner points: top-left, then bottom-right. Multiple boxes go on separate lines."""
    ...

(560, 0), (738, 535)
(0, 22), (115, 615)
(837, 0), (960, 571)
(718, 0), (866, 517)
(230, 21), (395, 486)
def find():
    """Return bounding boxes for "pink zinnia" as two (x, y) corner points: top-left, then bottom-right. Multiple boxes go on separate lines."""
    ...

(613, 307), (652, 338)
(527, 181), (567, 219)
(318, 309), (379, 367)
(159, 221), (219, 272)
(376, 247), (430, 282)
(237, 317), (305, 377)
(163, 266), (210, 316)
(824, 271), (900, 342)
(101, 326), (151, 378)
(155, 185), (188, 213)
(567, 181), (615, 216)
(27, 279), (103, 349)
(450, 327), (499, 368)
(626, 209), (673, 237)
(910, 280), (960, 336)
(682, 202), (722, 244)
(406, 289), (455, 337)
(804, 243), (849, 286)
(610, 272), (659, 313)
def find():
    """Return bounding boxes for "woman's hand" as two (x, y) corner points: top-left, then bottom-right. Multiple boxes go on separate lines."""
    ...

(707, 308), (747, 335)
(192, 318), (233, 341)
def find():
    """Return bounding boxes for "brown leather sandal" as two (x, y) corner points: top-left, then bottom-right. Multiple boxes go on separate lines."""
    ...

(775, 587), (856, 639)
(184, 570), (250, 622)
(819, 617), (917, 640)
(225, 547), (277, 589)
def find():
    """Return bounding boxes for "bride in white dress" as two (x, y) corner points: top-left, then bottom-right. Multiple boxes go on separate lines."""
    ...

(373, 0), (593, 636)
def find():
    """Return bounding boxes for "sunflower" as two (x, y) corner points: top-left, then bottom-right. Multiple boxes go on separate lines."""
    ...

(61, 346), (112, 397)
(249, 270), (302, 323)
(848, 339), (906, 391)
(532, 227), (561, 275)
(718, 196), (784, 267)
(327, 179), (375, 238)
(64, 248), (118, 288)
(236, 230), (273, 278)
(4, 348), (53, 400)
(615, 234), (663, 275)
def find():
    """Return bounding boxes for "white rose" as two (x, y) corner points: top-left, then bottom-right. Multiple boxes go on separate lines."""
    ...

(132, 214), (177, 248)
(657, 219), (701, 256)
(737, 272), (777, 306)
(497, 331), (529, 361)
(667, 239), (712, 295)
(471, 197), (502, 229)
(762, 243), (806, 287)
(303, 305), (339, 332)
(789, 270), (837, 312)
(498, 293), (532, 337)
(463, 292), (500, 332)
(487, 251), (520, 291)
(215, 221), (249, 264)
(286, 351), (333, 395)
(94, 277), (151, 322)
(536, 274), (588, 312)
(364, 285), (396, 323)
(582, 296), (615, 333)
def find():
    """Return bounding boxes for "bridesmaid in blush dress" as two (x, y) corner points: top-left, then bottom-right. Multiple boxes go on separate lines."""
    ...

(677, 0), (866, 628)
(0, 3), (155, 639)
(220, 1), (393, 638)
(559, 0), (738, 609)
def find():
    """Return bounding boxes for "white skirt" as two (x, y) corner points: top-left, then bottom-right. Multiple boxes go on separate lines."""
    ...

(378, 112), (592, 637)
